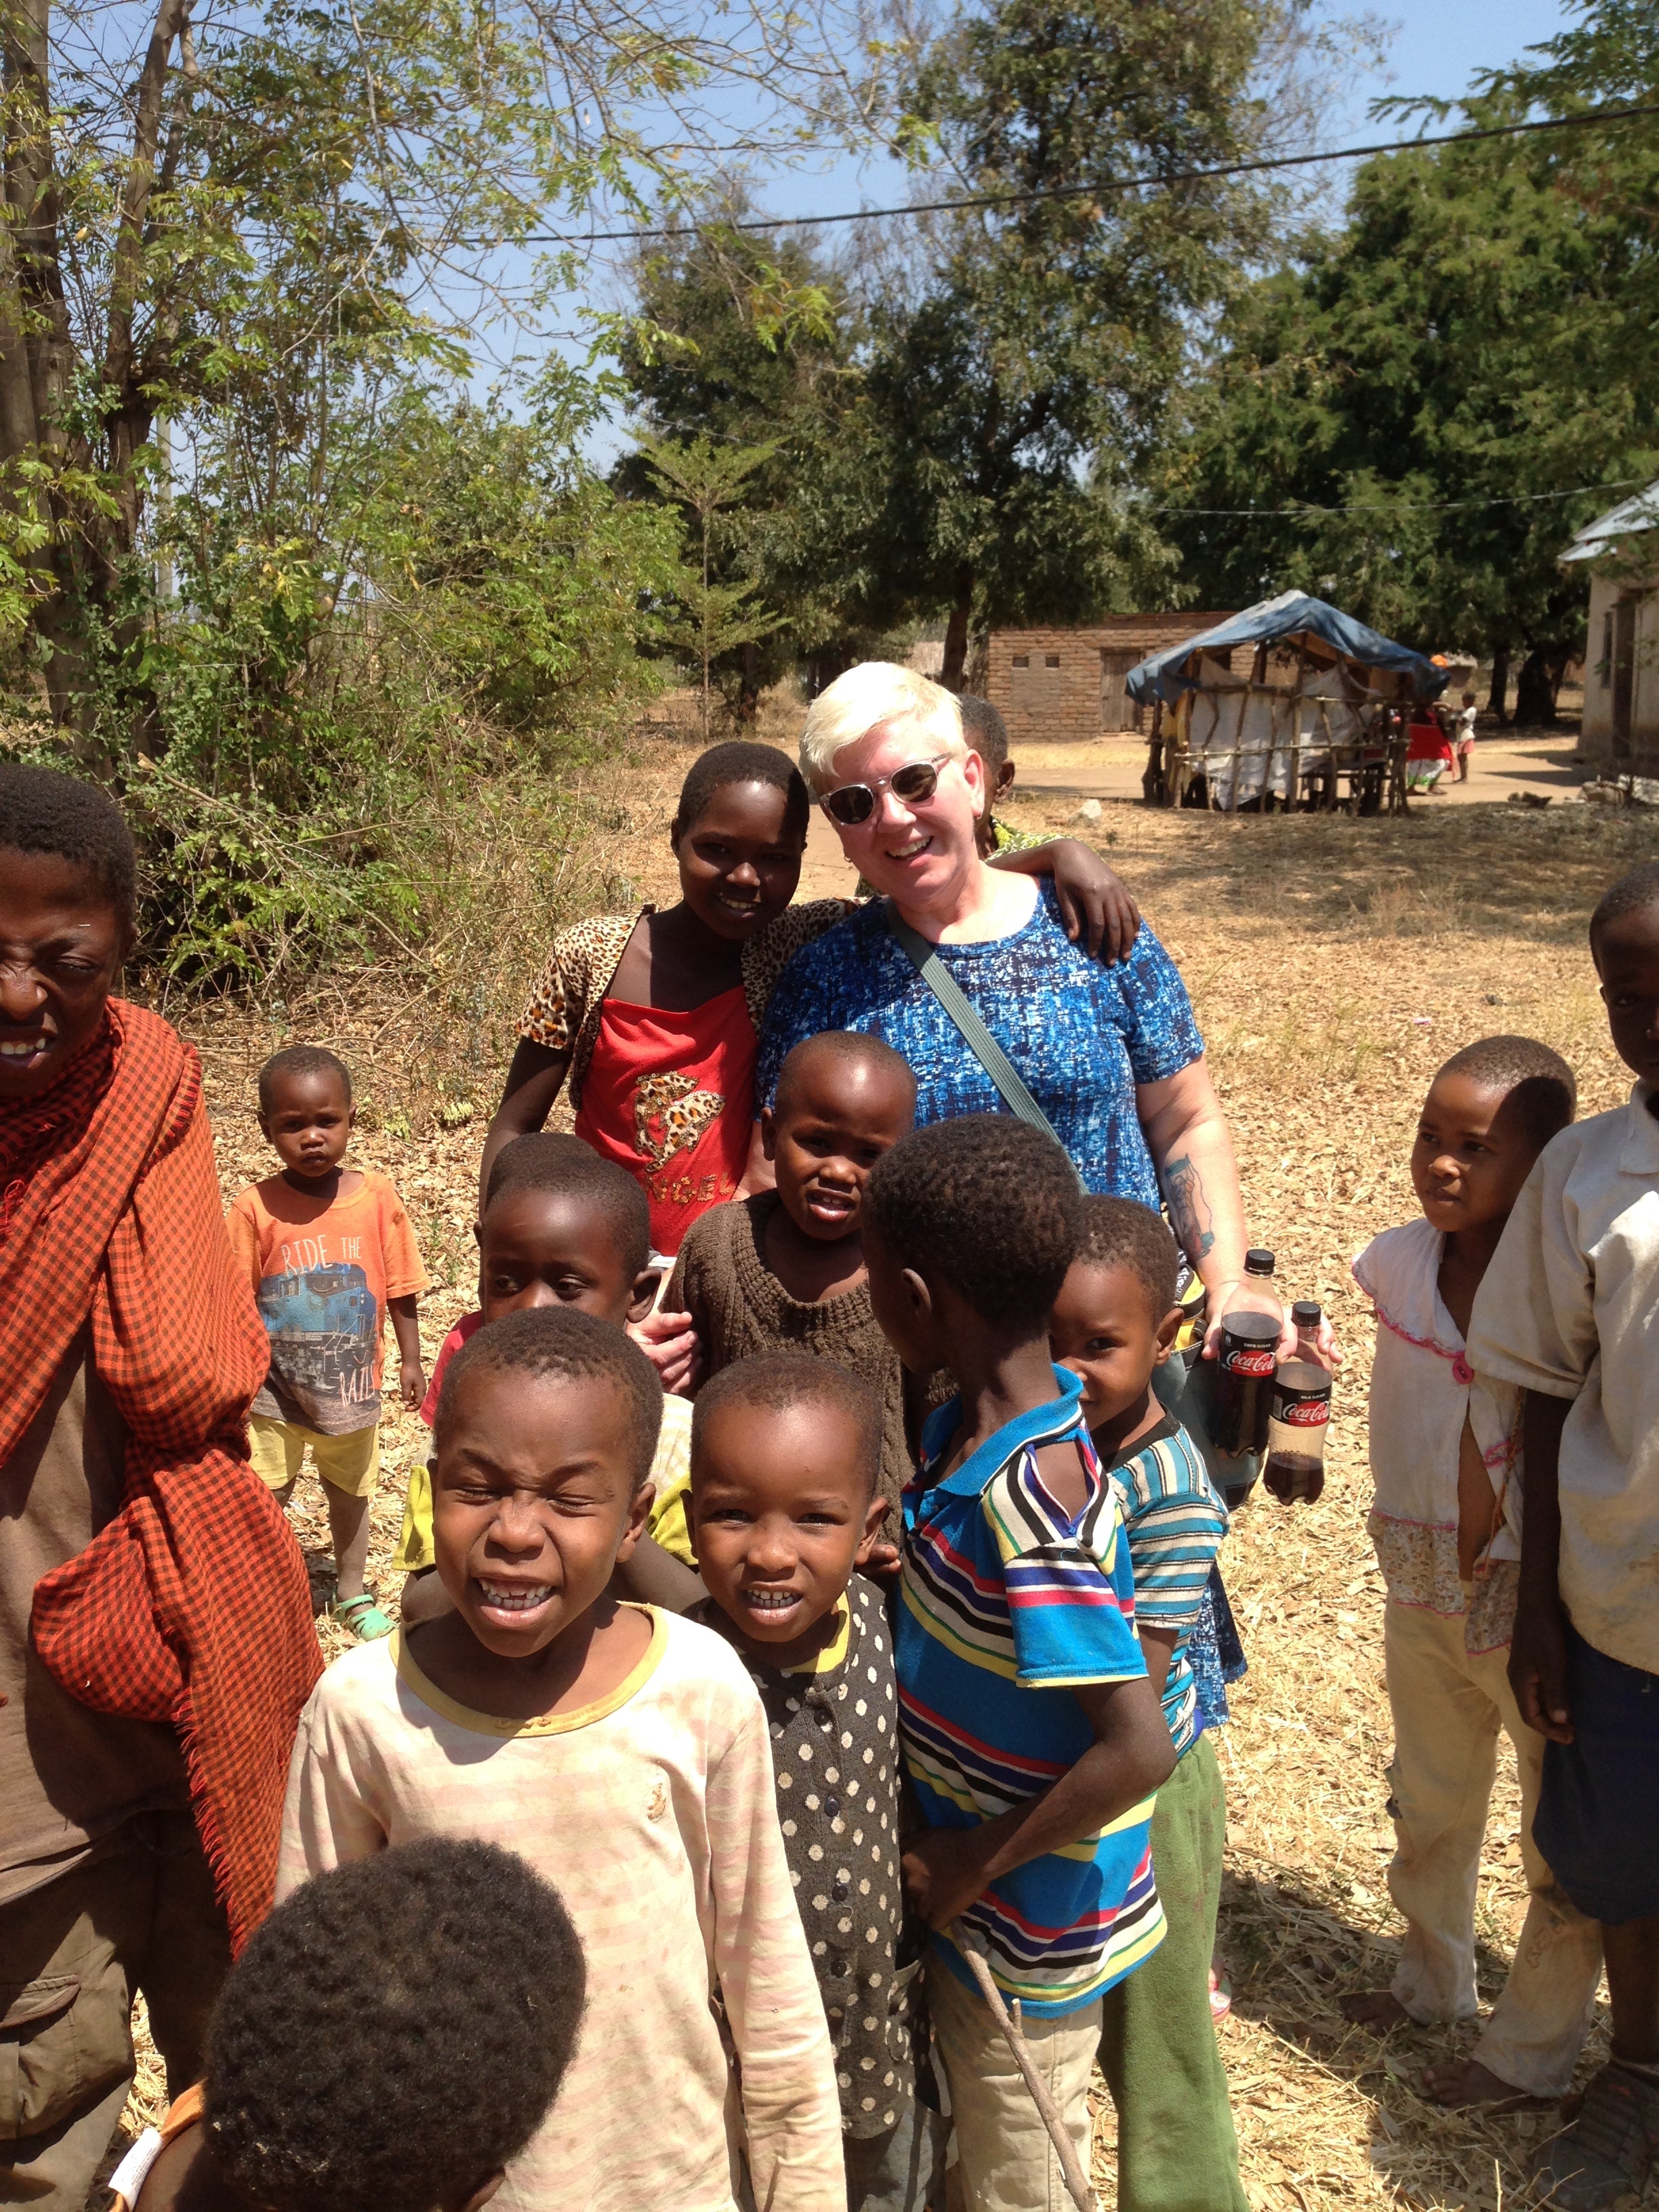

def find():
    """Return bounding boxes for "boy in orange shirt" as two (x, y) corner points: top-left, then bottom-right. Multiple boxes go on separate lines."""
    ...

(227, 1044), (429, 1639)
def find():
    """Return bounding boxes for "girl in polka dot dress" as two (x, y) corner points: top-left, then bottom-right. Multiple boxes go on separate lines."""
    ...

(689, 1353), (944, 2212)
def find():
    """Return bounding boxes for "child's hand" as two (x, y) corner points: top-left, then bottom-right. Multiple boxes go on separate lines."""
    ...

(630, 1308), (701, 1396)
(862, 1539), (903, 1588)
(399, 1363), (426, 1412)
(1509, 1595), (1574, 1744)
(901, 1826), (994, 1933)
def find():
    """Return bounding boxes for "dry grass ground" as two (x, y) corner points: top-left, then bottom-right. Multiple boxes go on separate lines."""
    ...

(118, 727), (1659, 2210)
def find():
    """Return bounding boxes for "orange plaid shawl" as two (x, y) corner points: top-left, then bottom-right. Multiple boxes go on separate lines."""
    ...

(2, 1001), (321, 1950)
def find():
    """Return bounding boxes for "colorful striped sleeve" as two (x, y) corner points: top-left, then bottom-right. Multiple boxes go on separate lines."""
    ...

(1116, 1433), (1225, 1627)
(982, 1449), (1146, 1689)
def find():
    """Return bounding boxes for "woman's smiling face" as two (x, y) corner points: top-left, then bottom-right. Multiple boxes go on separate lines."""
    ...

(820, 720), (983, 912)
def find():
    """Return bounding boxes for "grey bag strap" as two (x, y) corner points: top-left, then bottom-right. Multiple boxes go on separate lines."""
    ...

(884, 903), (1062, 1143)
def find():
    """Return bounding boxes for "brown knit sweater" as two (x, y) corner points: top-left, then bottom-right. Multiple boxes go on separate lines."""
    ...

(667, 1194), (947, 1521)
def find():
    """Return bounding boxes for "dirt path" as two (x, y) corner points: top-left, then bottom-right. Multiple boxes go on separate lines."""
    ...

(998, 730), (1596, 815)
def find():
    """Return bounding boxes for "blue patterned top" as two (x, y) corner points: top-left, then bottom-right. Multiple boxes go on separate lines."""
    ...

(756, 882), (1204, 1211)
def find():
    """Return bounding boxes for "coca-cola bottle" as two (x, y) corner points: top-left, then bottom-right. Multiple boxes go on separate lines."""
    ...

(1264, 1361), (1332, 1502)
(1214, 1250), (1282, 1457)
(1291, 1300), (1333, 1372)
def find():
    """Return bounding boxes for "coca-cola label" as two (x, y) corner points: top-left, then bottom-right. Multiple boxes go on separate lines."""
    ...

(1277, 1396), (1330, 1429)
(1224, 1345), (1275, 1378)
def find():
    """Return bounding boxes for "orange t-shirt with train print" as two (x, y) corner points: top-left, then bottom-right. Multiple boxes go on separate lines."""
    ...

(573, 987), (754, 1255)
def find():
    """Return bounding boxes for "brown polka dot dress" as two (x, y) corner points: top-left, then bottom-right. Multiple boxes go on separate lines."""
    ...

(694, 1576), (916, 2139)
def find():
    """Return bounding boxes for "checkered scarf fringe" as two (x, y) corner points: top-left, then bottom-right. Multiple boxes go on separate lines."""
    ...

(3, 1002), (321, 1950)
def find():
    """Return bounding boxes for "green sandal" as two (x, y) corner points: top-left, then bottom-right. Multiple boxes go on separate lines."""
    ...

(333, 1593), (396, 1641)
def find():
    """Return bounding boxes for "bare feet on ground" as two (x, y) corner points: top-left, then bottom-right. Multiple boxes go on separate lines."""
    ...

(1419, 2060), (1546, 2109)
(1339, 1990), (1413, 2030)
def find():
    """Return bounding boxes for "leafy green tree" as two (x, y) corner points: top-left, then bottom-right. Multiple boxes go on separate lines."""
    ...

(861, 0), (1309, 686)
(639, 434), (785, 735)
(0, 0), (876, 744)
(1159, 7), (1659, 722)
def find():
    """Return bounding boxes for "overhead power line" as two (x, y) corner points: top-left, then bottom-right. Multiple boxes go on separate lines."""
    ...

(1152, 476), (1659, 519)
(485, 100), (1659, 249)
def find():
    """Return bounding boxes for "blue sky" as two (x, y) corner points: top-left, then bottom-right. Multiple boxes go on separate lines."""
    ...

(449, 0), (1579, 449)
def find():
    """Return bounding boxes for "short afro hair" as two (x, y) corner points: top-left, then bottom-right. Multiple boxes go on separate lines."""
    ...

(866, 1115), (1083, 1334)
(672, 740), (810, 842)
(1435, 1035), (1576, 1153)
(692, 1351), (882, 1500)
(773, 1029), (917, 1121)
(958, 696), (1010, 773)
(204, 1839), (584, 2212)
(484, 1132), (651, 1281)
(434, 1305), (663, 1483)
(1590, 860), (1659, 950)
(1073, 1196), (1181, 1322)
(0, 761), (136, 934)
(258, 1043), (353, 1114)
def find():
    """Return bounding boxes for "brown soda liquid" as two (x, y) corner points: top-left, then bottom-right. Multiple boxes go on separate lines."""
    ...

(1264, 1452), (1325, 1504)
(1214, 1311), (1279, 1456)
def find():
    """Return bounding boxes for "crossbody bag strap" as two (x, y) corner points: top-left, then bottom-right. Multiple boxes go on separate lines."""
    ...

(883, 903), (1061, 1143)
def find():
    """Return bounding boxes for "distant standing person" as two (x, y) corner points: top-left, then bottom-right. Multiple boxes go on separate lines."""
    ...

(0, 764), (319, 2211)
(228, 1044), (430, 1642)
(1454, 693), (1479, 782)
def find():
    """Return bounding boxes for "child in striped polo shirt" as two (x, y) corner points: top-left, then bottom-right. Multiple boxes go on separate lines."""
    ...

(1049, 1196), (1245, 2212)
(864, 1117), (1175, 2212)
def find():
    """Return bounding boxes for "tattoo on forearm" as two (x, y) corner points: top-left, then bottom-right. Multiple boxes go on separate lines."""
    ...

(1162, 1153), (1216, 1261)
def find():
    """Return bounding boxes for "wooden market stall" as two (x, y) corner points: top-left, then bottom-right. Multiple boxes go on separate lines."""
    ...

(1126, 592), (1450, 815)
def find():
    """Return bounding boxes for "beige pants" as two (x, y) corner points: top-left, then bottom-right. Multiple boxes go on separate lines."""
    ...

(1383, 1601), (1603, 2094)
(928, 1955), (1101, 2212)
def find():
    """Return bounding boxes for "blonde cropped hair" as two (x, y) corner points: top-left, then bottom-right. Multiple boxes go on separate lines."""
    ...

(798, 662), (965, 787)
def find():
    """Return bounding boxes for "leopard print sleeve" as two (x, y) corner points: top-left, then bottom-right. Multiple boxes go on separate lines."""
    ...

(741, 898), (856, 1033)
(517, 911), (640, 1105)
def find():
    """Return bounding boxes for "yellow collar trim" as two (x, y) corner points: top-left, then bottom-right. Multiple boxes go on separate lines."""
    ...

(780, 1600), (850, 1677)
(392, 1605), (667, 1738)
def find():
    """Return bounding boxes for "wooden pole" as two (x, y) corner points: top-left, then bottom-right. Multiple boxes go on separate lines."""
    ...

(948, 1923), (1094, 2212)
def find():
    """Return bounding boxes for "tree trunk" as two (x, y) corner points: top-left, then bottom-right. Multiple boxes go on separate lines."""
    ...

(1514, 644), (1570, 730)
(941, 569), (973, 693)
(1486, 645), (1510, 726)
(737, 641), (760, 723)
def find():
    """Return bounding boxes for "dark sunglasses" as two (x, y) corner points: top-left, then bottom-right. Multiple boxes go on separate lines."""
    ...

(819, 753), (953, 827)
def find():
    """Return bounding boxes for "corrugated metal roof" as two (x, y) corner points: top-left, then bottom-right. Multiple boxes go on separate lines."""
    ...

(1561, 480), (1659, 563)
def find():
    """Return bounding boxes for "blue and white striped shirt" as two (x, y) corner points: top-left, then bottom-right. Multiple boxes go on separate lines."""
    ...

(1101, 1416), (1229, 1759)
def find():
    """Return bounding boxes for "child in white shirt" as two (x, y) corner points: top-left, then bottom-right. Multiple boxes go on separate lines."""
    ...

(279, 1305), (842, 2212)
(1470, 861), (1659, 2211)
(1344, 1035), (1601, 2105)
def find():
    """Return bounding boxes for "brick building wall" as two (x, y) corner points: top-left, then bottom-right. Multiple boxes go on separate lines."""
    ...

(985, 613), (1235, 743)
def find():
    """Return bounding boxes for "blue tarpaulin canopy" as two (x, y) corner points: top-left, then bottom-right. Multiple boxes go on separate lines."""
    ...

(1126, 591), (1449, 708)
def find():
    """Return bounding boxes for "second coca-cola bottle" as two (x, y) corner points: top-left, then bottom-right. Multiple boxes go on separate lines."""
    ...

(1214, 1250), (1282, 1457)
(1264, 1360), (1332, 1502)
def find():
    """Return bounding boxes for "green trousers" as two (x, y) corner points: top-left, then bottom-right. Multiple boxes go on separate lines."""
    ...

(1098, 1731), (1248, 2212)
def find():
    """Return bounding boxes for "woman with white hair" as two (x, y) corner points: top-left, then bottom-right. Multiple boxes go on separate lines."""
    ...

(757, 661), (1260, 1336)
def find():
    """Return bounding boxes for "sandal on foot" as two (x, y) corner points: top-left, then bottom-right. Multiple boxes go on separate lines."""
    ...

(1209, 1966), (1232, 2022)
(1532, 2062), (1659, 2211)
(333, 1594), (396, 1641)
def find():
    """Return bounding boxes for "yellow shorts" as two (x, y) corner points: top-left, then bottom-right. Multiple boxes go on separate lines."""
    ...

(249, 1414), (380, 1499)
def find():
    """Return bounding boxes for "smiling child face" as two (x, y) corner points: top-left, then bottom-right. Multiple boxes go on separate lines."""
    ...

(431, 1365), (651, 1660)
(762, 1047), (915, 1245)
(1048, 1259), (1178, 1433)
(670, 779), (805, 944)
(691, 1397), (886, 1668)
